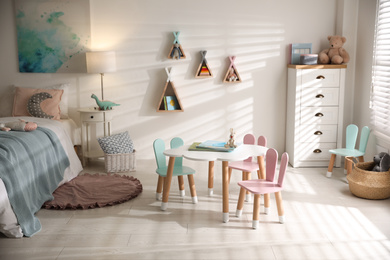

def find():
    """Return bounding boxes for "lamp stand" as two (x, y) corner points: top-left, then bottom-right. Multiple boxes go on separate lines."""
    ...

(100, 72), (105, 100)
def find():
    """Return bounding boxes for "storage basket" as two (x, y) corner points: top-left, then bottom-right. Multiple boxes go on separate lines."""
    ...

(346, 159), (390, 200)
(105, 150), (136, 173)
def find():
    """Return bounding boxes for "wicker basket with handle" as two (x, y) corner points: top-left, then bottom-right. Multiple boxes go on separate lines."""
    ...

(346, 158), (390, 200)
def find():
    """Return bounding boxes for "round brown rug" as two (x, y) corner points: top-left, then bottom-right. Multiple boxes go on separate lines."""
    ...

(42, 173), (142, 210)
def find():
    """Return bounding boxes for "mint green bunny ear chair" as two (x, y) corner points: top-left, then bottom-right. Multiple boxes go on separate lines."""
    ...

(153, 137), (197, 211)
(326, 124), (370, 178)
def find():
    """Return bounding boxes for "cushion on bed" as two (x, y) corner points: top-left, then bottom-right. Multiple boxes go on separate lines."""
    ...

(12, 87), (63, 120)
(97, 131), (134, 154)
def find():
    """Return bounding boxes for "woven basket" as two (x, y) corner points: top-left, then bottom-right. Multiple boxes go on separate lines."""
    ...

(346, 160), (390, 200)
(104, 150), (136, 173)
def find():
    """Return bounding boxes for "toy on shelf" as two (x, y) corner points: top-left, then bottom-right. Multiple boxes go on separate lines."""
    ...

(157, 67), (183, 112)
(195, 50), (213, 78)
(223, 56), (242, 83)
(0, 119), (37, 132)
(91, 94), (120, 110)
(225, 128), (238, 148)
(168, 32), (186, 60)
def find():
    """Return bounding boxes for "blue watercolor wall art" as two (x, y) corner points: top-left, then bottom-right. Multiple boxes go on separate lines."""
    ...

(15, 0), (91, 73)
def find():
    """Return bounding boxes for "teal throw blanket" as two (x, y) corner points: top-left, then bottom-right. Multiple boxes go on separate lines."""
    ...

(0, 127), (70, 237)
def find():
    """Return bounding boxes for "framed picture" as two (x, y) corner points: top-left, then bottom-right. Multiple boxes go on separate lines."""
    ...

(290, 43), (312, 65)
(15, 0), (91, 73)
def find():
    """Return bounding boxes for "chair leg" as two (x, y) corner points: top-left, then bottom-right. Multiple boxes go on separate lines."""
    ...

(252, 194), (261, 229)
(161, 157), (175, 211)
(346, 157), (353, 175)
(236, 187), (246, 217)
(228, 167), (233, 183)
(178, 176), (185, 197)
(275, 191), (284, 224)
(187, 174), (198, 204)
(208, 161), (214, 196)
(257, 155), (266, 179)
(257, 156), (266, 179)
(264, 193), (270, 214)
(327, 154), (336, 178)
(156, 175), (164, 200)
(244, 172), (252, 202)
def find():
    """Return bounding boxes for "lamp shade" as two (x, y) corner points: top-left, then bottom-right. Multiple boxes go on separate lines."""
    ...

(86, 51), (116, 73)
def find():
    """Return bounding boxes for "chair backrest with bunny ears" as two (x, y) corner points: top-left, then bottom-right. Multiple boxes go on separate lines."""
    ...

(243, 133), (256, 163)
(265, 148), (278, 182)
(258, 136), (267, 147)
(277, 152), (289, 188)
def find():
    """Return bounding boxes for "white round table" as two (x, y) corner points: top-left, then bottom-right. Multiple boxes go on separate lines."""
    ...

(163, 144), (268, 223)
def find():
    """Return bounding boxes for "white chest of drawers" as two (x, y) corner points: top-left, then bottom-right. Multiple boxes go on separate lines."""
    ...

(286, 64), (347, 167)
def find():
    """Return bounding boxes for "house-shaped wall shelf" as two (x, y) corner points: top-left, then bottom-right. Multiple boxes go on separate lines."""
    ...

(168, 31), (186, 60)
(195, 50), (213, 78)
(223, 56), (242, 83)
(157, 67), (183, 112)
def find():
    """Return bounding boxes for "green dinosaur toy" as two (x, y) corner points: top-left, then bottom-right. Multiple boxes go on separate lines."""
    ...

(91, 94), (120, 110)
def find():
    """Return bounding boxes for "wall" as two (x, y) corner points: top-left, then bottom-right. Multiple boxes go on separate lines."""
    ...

(1, 0), (349, 159)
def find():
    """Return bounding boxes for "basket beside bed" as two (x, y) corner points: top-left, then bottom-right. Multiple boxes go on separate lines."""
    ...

(97, 131), (136, 173)
(105, 150), (136, 173)
(346, 159), (390, 200)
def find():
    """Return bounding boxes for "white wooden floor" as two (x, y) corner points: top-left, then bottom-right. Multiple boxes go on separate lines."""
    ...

(1, 158), (390, 260)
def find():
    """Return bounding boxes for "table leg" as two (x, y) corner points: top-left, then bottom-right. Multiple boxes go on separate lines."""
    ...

(208, 161), (215, 196)
(161, 156), (175, 211)
(222, 160), (229, 223)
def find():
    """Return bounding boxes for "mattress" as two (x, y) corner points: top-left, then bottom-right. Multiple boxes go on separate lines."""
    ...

(0, 117), (83, 238)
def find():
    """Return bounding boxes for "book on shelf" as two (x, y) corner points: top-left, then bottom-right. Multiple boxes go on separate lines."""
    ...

(164, 96), (179, 110)
(195, 140), (238, 152)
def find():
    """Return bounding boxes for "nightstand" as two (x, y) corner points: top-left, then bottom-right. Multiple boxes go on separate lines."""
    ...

(78, 108), (114, 166)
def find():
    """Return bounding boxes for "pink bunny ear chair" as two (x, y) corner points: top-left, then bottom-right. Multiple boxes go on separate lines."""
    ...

(228, 134), (267, 202)
(236, 148), (289, 229)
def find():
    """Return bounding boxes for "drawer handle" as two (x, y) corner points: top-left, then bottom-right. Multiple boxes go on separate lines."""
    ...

(314, 131), (323, 135)
(313, 149), (322, 153)
(315, 112), (324, 117)
(315, 94), (325, 99)
(316, 75), (325, 80)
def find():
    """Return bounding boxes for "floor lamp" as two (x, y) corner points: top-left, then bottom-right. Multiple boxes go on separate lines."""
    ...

(86, 51), (116, 101)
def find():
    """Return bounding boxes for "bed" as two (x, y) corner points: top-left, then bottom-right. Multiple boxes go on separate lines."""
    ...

(0, 116), (83, 238)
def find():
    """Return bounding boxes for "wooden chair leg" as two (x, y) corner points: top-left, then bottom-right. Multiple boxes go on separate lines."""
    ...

(245, 172), (251, 202)
(228, 167), (233, 183)
(208, 161), (214, 196)
(178, 175), (185, 197)
(326, 154), (336, 178)
(346, 157), (353, 175)
(156, 175), (164, 200)
(257, 155), (266, 179)
(275, 191), (284, 223)
(257, 156), (266, 179)
(252, 194), (261, 229)
(236, 187), (246, 217)
(187, 174), (198, 204)
(264, 193), (270, 214)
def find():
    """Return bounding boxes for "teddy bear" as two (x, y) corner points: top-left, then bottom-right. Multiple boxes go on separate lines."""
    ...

(0, 119), (37, 132)
(318, 35), (350, 64)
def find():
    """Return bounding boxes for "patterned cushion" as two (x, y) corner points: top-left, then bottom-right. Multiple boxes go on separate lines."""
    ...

(97, 132), (134, 154)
